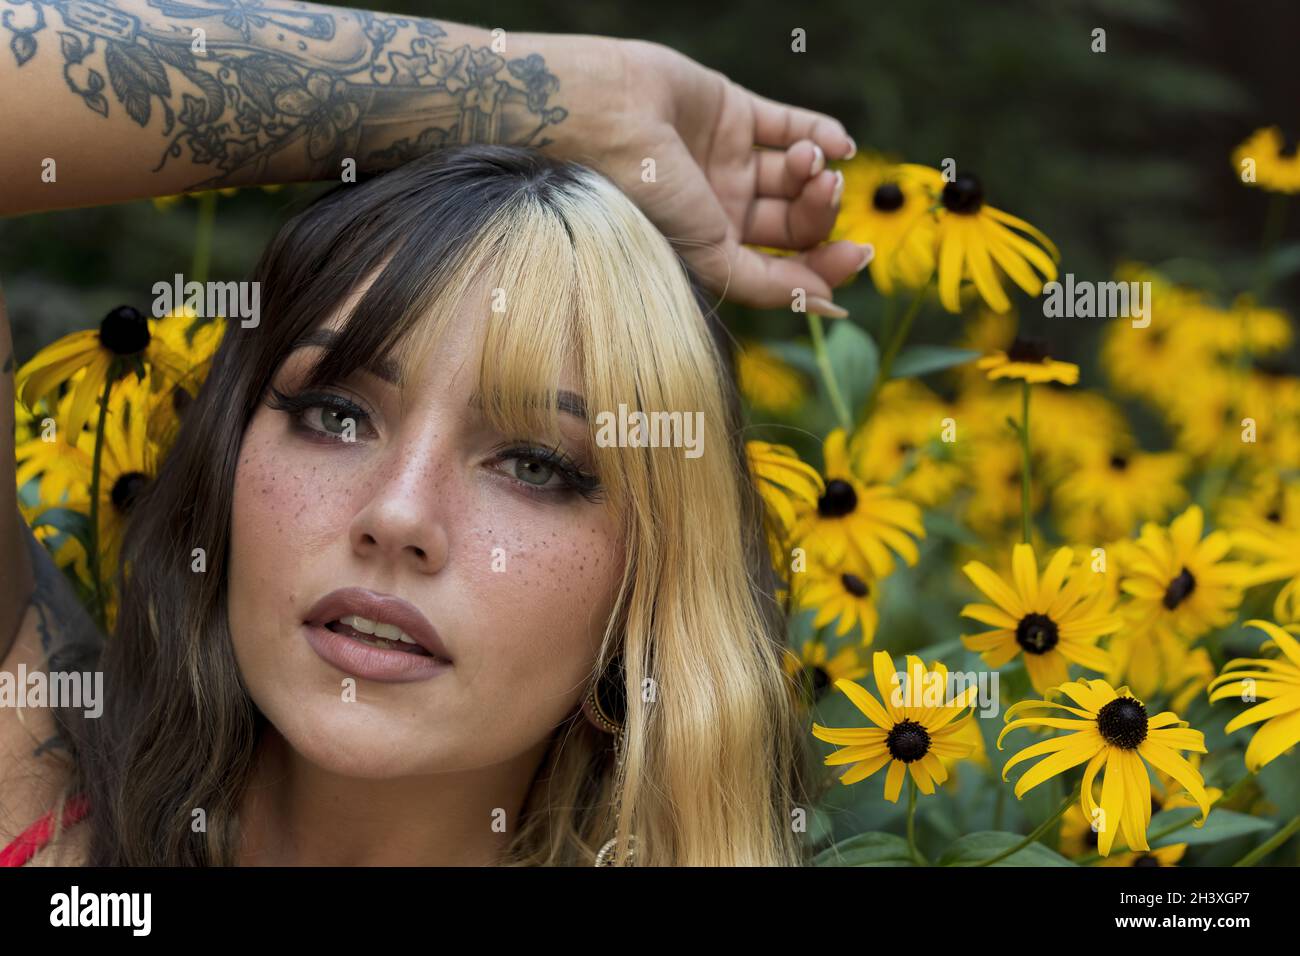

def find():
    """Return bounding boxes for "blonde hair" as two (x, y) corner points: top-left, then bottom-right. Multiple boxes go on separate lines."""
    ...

(393, 158), (809, 865)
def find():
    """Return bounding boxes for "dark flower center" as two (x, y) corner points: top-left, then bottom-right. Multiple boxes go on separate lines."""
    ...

(1109, 454), (1129, 471)
(800, 665), (831, 701)
(98, 306), (151, 356)
(897, 440), (916, 455)
(1015, 612), (1059, 655)
(872, 182), (905, 212)
(1132, 854), (1162, 867)
(840, 573), (870, 598)
(1162, 568), (1196, 610)
(111, 471), (150, 515)
(1006, 337), (1049, 364)
(818, 479), (858, 517)
(886, 718), (931, 763)
(1266, 509), (1282, 524)
(1097, 696), (1149, 749)
(172, 386), (193, 416)
(941, 173), (984, 214)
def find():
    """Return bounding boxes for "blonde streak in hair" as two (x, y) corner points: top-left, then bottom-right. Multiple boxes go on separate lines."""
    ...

(556, 176), (795, 864)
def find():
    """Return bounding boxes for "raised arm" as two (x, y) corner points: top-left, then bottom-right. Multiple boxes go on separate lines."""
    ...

(0, 0), (866, 308)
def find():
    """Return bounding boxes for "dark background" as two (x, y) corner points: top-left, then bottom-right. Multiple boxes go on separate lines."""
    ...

(3, 0), (1297, 377)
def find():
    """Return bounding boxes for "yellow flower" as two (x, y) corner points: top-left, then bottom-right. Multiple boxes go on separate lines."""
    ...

(812, 652), (978, 800)
(961, 543), (1119, 694)
(736, 342), (806, 414)
(1232, 126), (1300, 194)
(794, 429), (925, 578)
(850, 381), (963, 508)
(1207, 619), (1300, 771)
(1052, 446), (1189, 542)
(1234, 502), (1300, 623)
(1121, 506), (1250, 643)
(748, 440), (824, 575)
(999, 679), (1210, 857)
(898, 165), (1059, 314)
(960, 435), (1041, 537)
(16, 306), (188, 445)
(793, 552), (880, 645)
(831, 155), (937, 295)
(977, 337), (1078, 385)
(1060, 752), (1221, 865)
(783, 640), (869, 707)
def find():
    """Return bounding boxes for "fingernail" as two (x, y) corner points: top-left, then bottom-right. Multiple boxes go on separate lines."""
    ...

(807, 296), (849, 319)
(831, 170), (845, 207)
(845, 136), (857, 160)
(855, 243), (874, 271)
(810, 144), (826, 177)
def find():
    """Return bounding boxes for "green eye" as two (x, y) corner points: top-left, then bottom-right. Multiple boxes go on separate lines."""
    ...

(317, 408), (353, 435)
(514, 458), (556, 486)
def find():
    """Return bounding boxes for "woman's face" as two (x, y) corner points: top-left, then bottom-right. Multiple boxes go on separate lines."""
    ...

(227, 280), (623, 779)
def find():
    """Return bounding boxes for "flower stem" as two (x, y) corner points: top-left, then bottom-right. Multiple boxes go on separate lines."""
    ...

(906, 776), (928, 865)
(87, 363), (116, 634)
(863, 278), (931, 423)
(1233, 813), (1300, 867)
(1019, 380), (1033, 544)
(807, 311), (853, 434)
(971, 786), (1078, 867)
(191, 190), (218, 287)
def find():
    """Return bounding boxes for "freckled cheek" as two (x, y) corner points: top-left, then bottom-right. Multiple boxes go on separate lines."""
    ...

(458, 509), (623, 680)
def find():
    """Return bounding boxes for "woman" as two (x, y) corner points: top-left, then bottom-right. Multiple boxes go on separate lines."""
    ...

(1, 4), (864, 866)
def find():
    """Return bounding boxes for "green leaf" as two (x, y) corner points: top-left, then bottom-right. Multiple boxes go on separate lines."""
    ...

(812, 831), (915, 867)
(939, 831), (1077, 866)
(890, 346), (980, 379)
(1263, 242), (1300, 284)
(1147, 808), (1274, 848)
(825, 321), (878, 419)
(30, 507), (93, 556)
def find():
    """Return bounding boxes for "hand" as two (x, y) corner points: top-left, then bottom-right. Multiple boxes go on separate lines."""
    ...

(576, 39), (869, 313)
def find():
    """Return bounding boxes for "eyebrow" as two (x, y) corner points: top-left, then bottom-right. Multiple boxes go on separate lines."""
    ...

(291, 328), (588, 421)
(290, 328), (402, 384)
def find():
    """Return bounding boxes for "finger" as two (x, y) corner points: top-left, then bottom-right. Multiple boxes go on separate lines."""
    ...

(749, 90), (854, 158)
(754, 140), (824, 199)
(693, 241), (869, 311)
(743, 168), (845, 249)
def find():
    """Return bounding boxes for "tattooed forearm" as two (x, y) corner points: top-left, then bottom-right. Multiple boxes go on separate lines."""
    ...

(2, 0), (569, 189)
(18, 519), (104, 668)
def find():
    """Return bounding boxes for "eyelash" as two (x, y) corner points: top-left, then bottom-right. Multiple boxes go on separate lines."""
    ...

(265, 387), (604, 503)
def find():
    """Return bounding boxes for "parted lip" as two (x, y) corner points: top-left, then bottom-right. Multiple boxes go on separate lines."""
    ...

(303, 587), (452, 662)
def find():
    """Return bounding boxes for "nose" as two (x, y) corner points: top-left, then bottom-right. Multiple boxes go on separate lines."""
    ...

(348, 433), (451, 575)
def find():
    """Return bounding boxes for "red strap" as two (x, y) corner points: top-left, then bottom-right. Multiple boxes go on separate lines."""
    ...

(0, 794), (90, 867)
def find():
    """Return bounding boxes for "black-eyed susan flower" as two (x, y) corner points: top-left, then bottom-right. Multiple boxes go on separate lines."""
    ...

(1232, 126), (1300, 194)
(748, 439), (824, 575)
(850, 380), (963, 508)
(1208, 619), (1300, 771)
(961, 543), (1119, 694)
(794, 429), (924, 578)
(793, 552), (880, 645)
(736, 342), (807, 414)
(1060, 753), (1221, 866)
(813, 651), (978, 800)
(1052, 446), (1189, 542)
(831, 155), (937, 296)
(783, 639), (868, 708)
(897, 165), (1059, 314)
(977, 337), (1078, 385)
(1121, 506), (1251, 643)
(999, 678), (1211, 857)
(16, 306), (188, 445)
(1234, 517), (1300, 625)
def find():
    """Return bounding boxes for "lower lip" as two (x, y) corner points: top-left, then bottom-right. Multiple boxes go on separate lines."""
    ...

(303, 623), (452, 683)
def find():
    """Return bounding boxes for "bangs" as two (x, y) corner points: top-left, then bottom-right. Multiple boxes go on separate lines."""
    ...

(284, 180), (590, 463)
